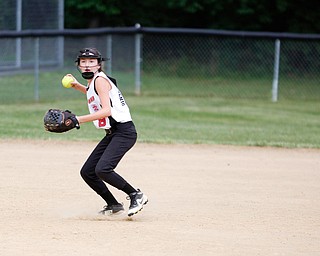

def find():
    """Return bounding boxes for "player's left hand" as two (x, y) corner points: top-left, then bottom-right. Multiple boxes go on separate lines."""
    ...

(43, 109), (80, 133)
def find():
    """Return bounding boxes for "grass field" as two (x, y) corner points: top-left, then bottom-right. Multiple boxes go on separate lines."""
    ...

(0, 97), (319, 148)
(0, 70), (319, 148)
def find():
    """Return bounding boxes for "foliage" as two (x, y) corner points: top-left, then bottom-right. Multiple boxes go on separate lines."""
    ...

(64, 0), (320, 33)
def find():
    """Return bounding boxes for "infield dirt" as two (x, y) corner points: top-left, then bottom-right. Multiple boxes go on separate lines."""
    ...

(0, 140), (319, 256)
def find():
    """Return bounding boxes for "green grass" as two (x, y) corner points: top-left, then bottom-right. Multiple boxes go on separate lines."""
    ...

(126, 97), (320, 147)
(0, 96), (319, 148)
(0, 70), (319, 148)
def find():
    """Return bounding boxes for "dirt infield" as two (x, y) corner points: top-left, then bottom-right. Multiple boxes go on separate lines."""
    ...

(0, 140), (319, 256)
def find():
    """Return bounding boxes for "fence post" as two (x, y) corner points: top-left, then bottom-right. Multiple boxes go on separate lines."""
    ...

(57, 0), (64, 67)
(34, 37), (40, 102)
(15, 0), (22, 68)
(272, 39), (281, 102)
(106, 34), (112, 75)
(134, 23), (142, 95)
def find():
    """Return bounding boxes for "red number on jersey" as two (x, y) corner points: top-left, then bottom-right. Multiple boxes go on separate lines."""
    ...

(98, 118), (106, 127)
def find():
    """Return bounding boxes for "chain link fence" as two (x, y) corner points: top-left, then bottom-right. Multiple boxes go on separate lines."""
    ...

(142, 32), (320, 100)
(0, 0), (64, 70)
(0, 0), (63, 30)
(0, 27), (319, 103)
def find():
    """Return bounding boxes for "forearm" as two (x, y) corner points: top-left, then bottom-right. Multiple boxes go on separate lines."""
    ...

(72, 82), (87, 94)
(77, 108), (111, 124)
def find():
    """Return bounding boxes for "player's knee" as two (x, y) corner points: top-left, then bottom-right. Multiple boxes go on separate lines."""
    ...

(80, 167), (88, 180)
(95, 166), (113, 180)
(80, 165), (96, 182)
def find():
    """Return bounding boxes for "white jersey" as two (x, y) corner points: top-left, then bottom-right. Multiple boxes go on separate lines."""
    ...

(86, 72), (132, 129)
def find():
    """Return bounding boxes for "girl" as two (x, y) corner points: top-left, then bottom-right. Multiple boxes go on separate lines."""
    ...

(66, 47), (148, 217)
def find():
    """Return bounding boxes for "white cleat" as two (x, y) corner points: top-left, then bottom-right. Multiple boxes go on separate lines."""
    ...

(127, 189), (148, 216)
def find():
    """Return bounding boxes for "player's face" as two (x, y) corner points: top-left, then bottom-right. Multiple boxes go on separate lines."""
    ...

(78, 58), (99, 71)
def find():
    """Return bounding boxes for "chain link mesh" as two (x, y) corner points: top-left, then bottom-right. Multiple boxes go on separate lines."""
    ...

(0, 0), (60, 30)
(142, 34), (319, 100)
(0, 32), (319, 102)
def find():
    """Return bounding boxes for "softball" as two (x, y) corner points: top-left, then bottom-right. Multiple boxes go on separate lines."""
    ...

(61, 75), (74, 88)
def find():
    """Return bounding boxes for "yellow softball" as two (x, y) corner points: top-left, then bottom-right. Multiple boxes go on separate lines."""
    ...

(61, 75), (74, 88)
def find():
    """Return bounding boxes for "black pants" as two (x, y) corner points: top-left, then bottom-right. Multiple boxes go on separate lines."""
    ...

(80, 121), (137, 196)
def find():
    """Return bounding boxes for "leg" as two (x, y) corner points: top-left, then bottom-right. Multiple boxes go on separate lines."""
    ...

(95, 132), (137, 191)
(95, 132), (148, 216)
(80, 136), (119, 205)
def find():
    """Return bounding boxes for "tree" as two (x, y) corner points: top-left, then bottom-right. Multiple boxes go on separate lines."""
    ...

(65, 0), (320, 33)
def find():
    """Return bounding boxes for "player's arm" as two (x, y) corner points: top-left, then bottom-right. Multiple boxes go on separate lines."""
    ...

(76, 77), (112, 124)
(72, 82), (87, 94)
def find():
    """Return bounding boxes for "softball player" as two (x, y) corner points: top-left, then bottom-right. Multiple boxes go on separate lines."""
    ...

(66, 47), (148, 216)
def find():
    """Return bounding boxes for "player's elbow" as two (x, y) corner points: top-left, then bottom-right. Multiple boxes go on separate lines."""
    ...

(101, 108), (111, 118)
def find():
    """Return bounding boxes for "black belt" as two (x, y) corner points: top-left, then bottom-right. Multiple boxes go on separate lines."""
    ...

(105, 121), (133, 135)
(105, 128), (113, 135)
